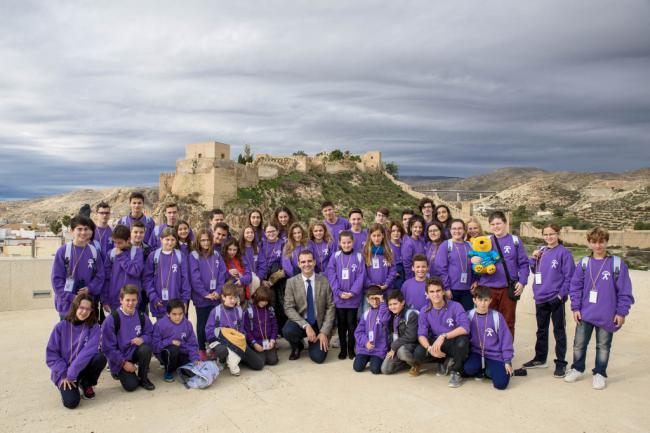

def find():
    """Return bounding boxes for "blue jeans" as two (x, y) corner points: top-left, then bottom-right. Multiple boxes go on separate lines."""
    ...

(463, 352), (510, 390)
(571, 320), (613, 377)
(353, 354), (383, 374)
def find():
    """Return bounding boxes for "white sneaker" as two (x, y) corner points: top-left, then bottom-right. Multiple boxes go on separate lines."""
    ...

(226, 349), (241, 376)
(330, 335), (340, 348)
(592, 374), (607, 390)
(564, 368), (584, 383)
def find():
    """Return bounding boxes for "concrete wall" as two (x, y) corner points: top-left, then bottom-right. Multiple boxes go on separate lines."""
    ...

(2, 245), (32, 257)
(0, 258), (54, 311)
(35, 238), (61, 258)
(520, 222), (650, 248)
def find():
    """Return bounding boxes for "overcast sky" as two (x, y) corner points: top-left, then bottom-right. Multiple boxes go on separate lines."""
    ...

(1, 0), (649, 199)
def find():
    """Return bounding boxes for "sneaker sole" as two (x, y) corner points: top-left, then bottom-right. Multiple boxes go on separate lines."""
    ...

(523, 363), (548, 369)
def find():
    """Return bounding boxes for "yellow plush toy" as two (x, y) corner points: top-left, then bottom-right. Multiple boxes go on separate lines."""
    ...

(468, 236), (500, 274)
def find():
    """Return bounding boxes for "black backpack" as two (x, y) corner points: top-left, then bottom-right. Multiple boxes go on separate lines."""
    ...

(111, 309), (145, 334)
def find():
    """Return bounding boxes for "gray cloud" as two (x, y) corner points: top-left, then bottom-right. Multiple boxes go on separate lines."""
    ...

(0, 0), (649, 199)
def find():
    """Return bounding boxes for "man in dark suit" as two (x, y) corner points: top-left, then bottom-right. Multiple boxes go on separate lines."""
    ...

(283, 250), (335, 363)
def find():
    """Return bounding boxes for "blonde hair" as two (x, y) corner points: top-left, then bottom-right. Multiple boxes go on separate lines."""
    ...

(465, 217), (484, 241)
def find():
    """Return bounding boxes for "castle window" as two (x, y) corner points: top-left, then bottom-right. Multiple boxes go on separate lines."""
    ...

(198, 153), (202, 158)
(221, 153), (225, 159)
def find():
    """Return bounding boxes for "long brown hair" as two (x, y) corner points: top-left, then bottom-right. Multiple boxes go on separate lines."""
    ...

(283, 223), (308, 256)
(192, 228), (214, 257)
(363, 223), (393, 266)
(64, 293), (98, 326)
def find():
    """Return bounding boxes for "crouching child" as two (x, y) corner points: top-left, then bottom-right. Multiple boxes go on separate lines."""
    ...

(353, 286), (391, 374)
(381, 290), (420, 376)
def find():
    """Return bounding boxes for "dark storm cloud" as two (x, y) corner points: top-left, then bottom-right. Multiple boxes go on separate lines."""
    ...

(0, 0), (649, 199)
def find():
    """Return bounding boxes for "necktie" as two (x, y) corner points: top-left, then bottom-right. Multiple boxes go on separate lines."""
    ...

(306, 279), (316, 326)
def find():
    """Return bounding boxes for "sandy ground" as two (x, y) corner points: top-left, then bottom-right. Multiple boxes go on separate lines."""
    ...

(1, 271), (648, 433)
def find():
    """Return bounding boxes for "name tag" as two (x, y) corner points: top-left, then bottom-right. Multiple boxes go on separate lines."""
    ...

(64, 278), (75, 293)
(460, 272), (468, 284)
(392, 332), (399, 341)
(162, 288), (169, 301)
(262, 339), (270, 350)
(535, 273), (542, 285)
(372, 257), (380, 269)
(368, 330), (374, 341)
(210, 279), (217, 291)
(589, 290), (598, 304)
(342, 268), (350, 280)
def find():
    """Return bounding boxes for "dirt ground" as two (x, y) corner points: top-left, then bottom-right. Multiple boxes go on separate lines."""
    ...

(1, 271), (648, 433)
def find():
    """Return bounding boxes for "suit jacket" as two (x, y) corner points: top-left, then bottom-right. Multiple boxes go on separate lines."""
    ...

(284, 273), (335, 336)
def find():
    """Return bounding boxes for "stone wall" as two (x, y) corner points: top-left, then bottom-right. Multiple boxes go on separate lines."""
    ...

(0, 258), (54, 311)
(520, 222), (650, 248)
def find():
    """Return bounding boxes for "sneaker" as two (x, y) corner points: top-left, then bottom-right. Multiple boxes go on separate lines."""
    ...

(81, 385), (95, 400)
(140, 378), (156, 391)
(437, 359), (454, 376)
(198, 350), (208, 362)
(435, 363), (446, 377)
(164, 372), (175, 382)
(408, 366), (420, 377)
(448, 372), (462, 388)
(592, 374), (607, 390)
(553, 364), (567, 378)
(338, 350), (347, 360)
(522, 359), (548, 369)
(474, 371), (485, 381)
(330, 336), (340, 348)
(564, 368), (584, 383)
(158, 361), (165, 370)
(229, 365), (241, 376)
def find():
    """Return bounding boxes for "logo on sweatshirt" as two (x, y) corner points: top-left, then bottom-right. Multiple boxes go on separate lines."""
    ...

(602, 271), (611, 281)
(135, 325), (142, 336)
(351, 263), (358, 272)
(275, 250), (281, 258)
(181, 332), (187, 340)
(503, 245), (511, 254)
(323, 247), (329, 255)
(551, 259), (559, 269)
(446, 318), (455, 327)
(172, 264), (178, 273)
(383, 259), (389, 267)
(486, 327), (495, 337)
(87, 259), (94, 269)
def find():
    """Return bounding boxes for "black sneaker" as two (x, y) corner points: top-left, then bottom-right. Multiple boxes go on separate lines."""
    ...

(140, 378), (156, 391)
(81, 385), (96, 400)
(522, 359), (547, 369)
(553, 364), (567, 378)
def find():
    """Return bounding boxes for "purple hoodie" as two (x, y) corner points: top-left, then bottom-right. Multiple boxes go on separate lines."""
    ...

(351, 229), (368, 253)
(324, 216), (350, 245)
(152, 315), (200, 362)
(117, 214), (156, 246)
(245, 304), (279, 346)
(205, 304), (250, 341)
(101, 307), (154, 374)
(51, 243), (106, 315)
(354, 302), (391, 357)
(528, 244), (575, 304)
(389, 240), (402, 266)
(364, 248), (397, 290)
(425, 241), (444, 277)
(189, 250), (227, 308)
(478, 234), (530, 288)
(143, 249), (191, 318)
(401, 278), (427, 311)
(244, 244), (268, 280)
(468, 309), (514, 362)
(93, 226), (113, 255)
(282, 243), (311, 278)
(436, 240), (474, 291)
(570, 256), (634, 333)
(261, 238), (285, 276)
(310, 239), (335, 274)
(46, 321), (102, 386)
(417, 300), (470, 339)
(150, 224), (195, 250)
(401, 235), (426, 280)
(326, 250), (366, 308)
(102, 246), (144, 310)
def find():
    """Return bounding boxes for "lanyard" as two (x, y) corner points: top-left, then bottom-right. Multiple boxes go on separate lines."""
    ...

(340, 251), (353, 270)
(69, 245), (87, 278)
(96, 227), (107, 245)
(255, 305), (268, 340)
(159, 252), (174, 289)
(68, 323), (85, 365)
(429, 242), (440, 263)
(588, 257), (608, 293)
(222, 307), (239, 328)
(454, 241), (468, 274)
(475, 312), (489, 360)
(204, 254), (216, 280)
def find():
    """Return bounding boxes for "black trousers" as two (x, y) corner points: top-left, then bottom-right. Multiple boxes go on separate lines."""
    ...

(117, 344), (152, 392)
(59, 352), (107, 409)
(271, 278), (288, 334)
(353, 354), (383, 374)
(335, 307), (358, 354)
(195, 305), (213, 351)
(282, 321), (328, 364)
(413, 335), (470, 373)
(534, 298), (567, 366)
(212, 343), (265, 371)
(161, 345), (191, 374)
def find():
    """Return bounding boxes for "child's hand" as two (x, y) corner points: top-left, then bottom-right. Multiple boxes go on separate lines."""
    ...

(228, 269), (240, 278)
(445, 290), (452, 300)
(103, 304), (111, 313)
(366, 341), (374, 350)
(532, 250), (541, 259)
(505, 363), (513, 376)
(59, 378), (76, 390)
(514, 282), (524, 297)
(156, 300), (164, 308)
(172, 339), (181, 347)
(253, 343), (264, 352)
(131, 337), (143, 346)
(573, 311), (581, 323)
(471, 256), (482, 264)
(78, 287), (89, 295)
(269, 339), (276, 349)
(470, 282), (478, 295)
(123, 361), (136, 373)
(614, 315), (625, 328)
(386, 350), (395, 359)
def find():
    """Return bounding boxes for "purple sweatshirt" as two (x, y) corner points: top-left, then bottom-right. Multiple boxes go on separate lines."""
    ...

(478, 234), (530, 288)
(143, 249), (191, 318)
(245, 304), (279, 346)
(152, 315), (200, 362)
(150, 224), (195, 250)
(569, 256), (634, 333)
(417, 300), (470, 339)
(354, 302), (391, 357)
(326, 250), (366, 308)
(436, 240), (474, 291)
(350, 229), (368, 253)
(324, 216), (350, 245)
(364, 248), (397, 290)
(261, 238), (285, 276)
(244, 245), (268, 280)
(102, 246), (144, 310)
(51, 243), (106, 315)
(528, 244), (575, 304)
(101, 307), (154, 374)
(401, 235), (426, 280)
(282, 243), (311, 278)
(205, 304), (250, 342)
(189, 251), (227, 308)
(389, 240), (402, 266)
(425, 241), (444, 277)
(93, 226), (113, 255)
(45, 320), (101, 386)
(401, 278), (428, 311)
(310, 239), (335, 274)
(117, 213), (156, 246)
(468, 309), (514, 362)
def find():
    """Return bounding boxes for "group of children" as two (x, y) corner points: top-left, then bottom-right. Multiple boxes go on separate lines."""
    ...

(46, 193), (635, 409)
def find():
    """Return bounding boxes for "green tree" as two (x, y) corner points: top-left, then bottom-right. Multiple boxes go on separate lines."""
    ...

(553, 207), (565, 217)
(49, 220), (62, 235)
(539, 202), (547, 211)
(292, 150), (307, 156)
(385, 162), (399, 177)
(61, 215), (72, 228)
(237, 144), (254, 164)
(329, 149), (344, 161)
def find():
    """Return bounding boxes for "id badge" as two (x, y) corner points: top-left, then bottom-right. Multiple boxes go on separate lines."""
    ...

(589, 290), (598, 304)
(368, 330), (374, 341)
(162, 288), (169, 301)
(372, 257), (380, 269)
(262, 339), (270, 350)
(64, 277), (75, 293)
(342, 268), (350, 280)
(392, 332), (399, 341)
(460, 272), (468, 284)
(535, 273), (542, 285)
(210, 279), (217, 291)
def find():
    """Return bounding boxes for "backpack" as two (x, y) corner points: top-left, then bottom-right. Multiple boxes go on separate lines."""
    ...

(333, 251), (363, 269)
(467, 308), (500, 333)
(111, 309), (145, 335)
(64, 241), (98, 277)
(580, 256), (621, 282)
(177, 361), (220, 389)
(153, 248), (183, 273)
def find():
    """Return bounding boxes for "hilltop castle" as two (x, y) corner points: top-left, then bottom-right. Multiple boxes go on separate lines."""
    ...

(159, 141), (383, 208)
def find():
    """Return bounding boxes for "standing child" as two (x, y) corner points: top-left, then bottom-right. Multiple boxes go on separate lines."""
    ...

(436, 219), (474, 311)
(246, 286), (279, 366)
(321, 200), (350, 245)
(130, 221), (152, 314)
(223, 238), (253, 302)
(363, 223), (396, 310)
(435, 204), (453, 239)
(241, 225), (268, 291)
(151, 202), (184, 250)
(261, 224), (287, 331)
(212, 222), (230, 251)
(465, 217), (484, 241)
(522, 223), (574, 378)
(101, 285), (155, 391)
(353, 286), (391, 374)
(93, 202), (113, 255)
(374, 207), (390, 227)
(326, 230), (366, 360)
(401, 209), (415, 235)
(175, 220), (193, 258)
(282, 223), (310, 278)
(143, 227), (191, 319)
(565, 227), (634, 390)
(189, 228), (227, 359)
(418, 198), (435, 227)
(248, 209), (265, 245)
(309, 222), (335, 274)
(102, 225), (144, 315)
(348, 208), (368, 253)
(400, 254), (429, 312)
(402, 215), (426, 280)
(425, 221), (447, 277)
(46, 293), (107, 408)
(381, 290), (420, 375)
(388, 221), (406, 290)
(117, 192), (155, 245)
(463, 286), (514, 390)
(272, 206), (295, 242)
(152, 299), (200, 382)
